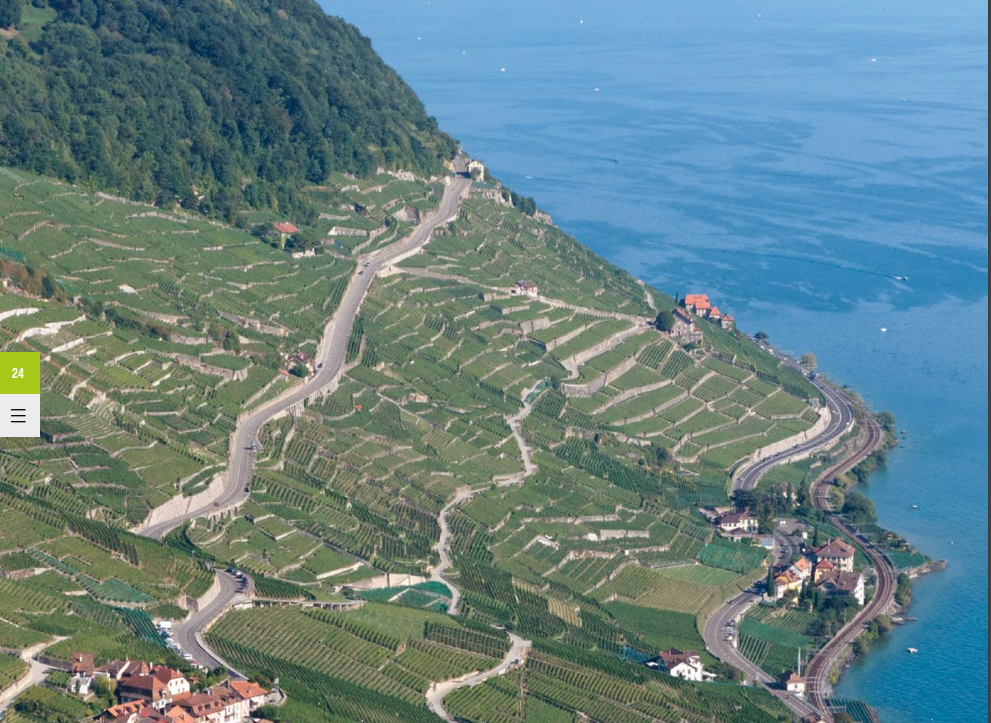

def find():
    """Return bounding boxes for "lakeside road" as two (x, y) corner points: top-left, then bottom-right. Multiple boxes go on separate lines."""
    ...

(703, 359), (889, 722)
(805, 413), (893, 719)
(733, 362), (854, 493)
(137, 159), (470, 540)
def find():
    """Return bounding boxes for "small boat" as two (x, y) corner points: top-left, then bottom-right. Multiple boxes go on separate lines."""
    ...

(907, 647), (919, 654)
(911, 504), (919, 509)
(880, 327), (888, 333)
(895, 275), (909, 281)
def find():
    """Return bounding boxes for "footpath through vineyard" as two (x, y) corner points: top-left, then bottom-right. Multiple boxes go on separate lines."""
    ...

(425, 381), (545, 716)
(425, 632), (532, 722)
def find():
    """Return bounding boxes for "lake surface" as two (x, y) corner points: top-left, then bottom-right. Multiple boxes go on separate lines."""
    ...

(328, 1), (988, 720)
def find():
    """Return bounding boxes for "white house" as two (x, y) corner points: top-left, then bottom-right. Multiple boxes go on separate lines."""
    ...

(510, 280), (539, 298)
(717, 508), (759, 534)
(647, 648), (705, 682)
(782, 671), (806, 696)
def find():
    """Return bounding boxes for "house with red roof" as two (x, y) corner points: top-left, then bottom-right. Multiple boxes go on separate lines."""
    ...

(773, 567), (804, 600)
(646, 648), (705, 681)
(781, 671), (806, 696)
(817, 570), (866, 606)
(681, 293), (737, 331)
(813, 539), (856, 572)
(683, 294), (711, 314)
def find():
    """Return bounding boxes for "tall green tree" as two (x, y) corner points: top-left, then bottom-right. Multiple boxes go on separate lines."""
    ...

(0, 0), (21, 29)
(654, 309), (675, 332)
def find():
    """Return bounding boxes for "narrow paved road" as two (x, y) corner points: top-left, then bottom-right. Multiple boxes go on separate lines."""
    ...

(733, 367), (853, 492)
(704, 357), (888, 722)
(426, 632), (531, 722)
(138, 158), (470, 539)
(172, 571), (248, 678)
(0, 637), (67, 715)
(506, 380), (542, 478)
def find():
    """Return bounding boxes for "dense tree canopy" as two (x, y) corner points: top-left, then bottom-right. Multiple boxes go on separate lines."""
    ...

(654, 309), (675, 332)
(0, 0), (457, 219)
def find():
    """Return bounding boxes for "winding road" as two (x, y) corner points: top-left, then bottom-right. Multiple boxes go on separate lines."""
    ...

(733, 367), (853, 493)
(804, 413), (892, 719)
(171, 571), (249, 678)
(123, 157), (471, 685)
(137, 158), (470, 540)
(703, 353), (890, 722)
(430, 485), (477, 616)
(426, 632), (531, 722)
(431, 380), (543, 614)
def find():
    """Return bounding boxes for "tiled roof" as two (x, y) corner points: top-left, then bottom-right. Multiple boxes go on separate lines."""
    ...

(816, 539), (855, 558)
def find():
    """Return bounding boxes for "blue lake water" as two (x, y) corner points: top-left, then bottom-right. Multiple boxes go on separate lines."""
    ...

(329, 1), (988, 720)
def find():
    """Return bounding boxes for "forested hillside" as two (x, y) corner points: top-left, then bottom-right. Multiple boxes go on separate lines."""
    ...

(0, 0), (456, 220)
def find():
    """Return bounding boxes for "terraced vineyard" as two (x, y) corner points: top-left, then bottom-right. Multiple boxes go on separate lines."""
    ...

(0, 166), (444, 524)
(0, 163), (820, 721)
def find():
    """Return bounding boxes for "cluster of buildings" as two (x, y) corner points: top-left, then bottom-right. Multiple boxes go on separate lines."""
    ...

(67, 654), (269, 723)
(645, 648), (713, 682)
(771, 538), (865, 606)
(682, 294), (735, 330)
(669, 293), (735, 344)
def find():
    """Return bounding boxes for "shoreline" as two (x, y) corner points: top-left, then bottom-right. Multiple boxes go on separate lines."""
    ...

(803, 377), (943, 721)
(714, 340), (941, 722)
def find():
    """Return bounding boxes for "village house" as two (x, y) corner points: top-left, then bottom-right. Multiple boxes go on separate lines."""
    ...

(286, 351), (314, 373)
(646, 648), (706, 682)
(682, 294), (711, 316)
(791, 556), (813, 581)
(813, 539), (856, 573)
(670, 307), (703, 344)
(781, 671), (807, 696)
(97, 659), (151, 681)
(681, 293), (736, 331)
(816, 569), (866, 606)
(101, 701), (151, 722)
(812, 558), (835, 583)
(717, 508), (759, 534)
(467, 158), (485, 180)
(271, 221), (299, 245)
(773, 567), (804, 600)
(69, 651), (95, 696)
(510, 280), (539, 298)
(117, 672), (178, 710)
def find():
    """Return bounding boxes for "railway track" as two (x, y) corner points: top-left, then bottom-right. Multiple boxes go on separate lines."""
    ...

(805, 410), (894, 720)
